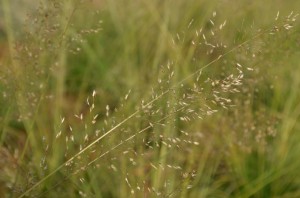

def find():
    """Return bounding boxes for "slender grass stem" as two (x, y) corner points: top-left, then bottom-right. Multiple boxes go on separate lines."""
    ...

(17, 21), (277, 197)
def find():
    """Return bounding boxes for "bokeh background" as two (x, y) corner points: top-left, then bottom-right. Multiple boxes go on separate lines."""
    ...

(0, 0), (300, 197)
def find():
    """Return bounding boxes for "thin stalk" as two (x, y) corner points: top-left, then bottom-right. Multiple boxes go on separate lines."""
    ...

(18, 20), (277, 198)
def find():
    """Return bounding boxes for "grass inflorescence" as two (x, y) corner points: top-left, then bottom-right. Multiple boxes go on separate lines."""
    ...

(0, 0), (299, 197)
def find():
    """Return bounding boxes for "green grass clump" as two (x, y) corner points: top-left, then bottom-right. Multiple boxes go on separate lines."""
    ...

(0, 0), (299, 197)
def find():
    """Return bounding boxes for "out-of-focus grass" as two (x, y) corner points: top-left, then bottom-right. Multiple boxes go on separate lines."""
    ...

(0, 0), (299, 197)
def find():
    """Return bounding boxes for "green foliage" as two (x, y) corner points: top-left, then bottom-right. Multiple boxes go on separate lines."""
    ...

(0, 0), (299, 197)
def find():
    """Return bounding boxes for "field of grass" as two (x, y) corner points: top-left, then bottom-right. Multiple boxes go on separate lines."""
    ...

(0, 0), (300, 197)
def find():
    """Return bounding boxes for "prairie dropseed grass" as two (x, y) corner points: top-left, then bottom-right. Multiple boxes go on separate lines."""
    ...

(0, 0), (299, 197)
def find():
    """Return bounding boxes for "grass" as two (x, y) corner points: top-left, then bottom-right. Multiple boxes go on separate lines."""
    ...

(0, 0), (300, 197)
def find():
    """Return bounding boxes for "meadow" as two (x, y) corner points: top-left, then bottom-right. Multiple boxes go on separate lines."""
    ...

(0, 0), (300, 197)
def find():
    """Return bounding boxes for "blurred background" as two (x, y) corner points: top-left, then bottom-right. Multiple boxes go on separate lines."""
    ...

(0, 0), (299, 197)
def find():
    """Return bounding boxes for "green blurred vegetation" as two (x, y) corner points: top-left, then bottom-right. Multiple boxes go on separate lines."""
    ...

(0, 0), (299, 197)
